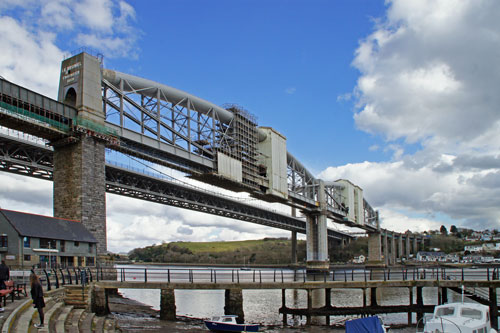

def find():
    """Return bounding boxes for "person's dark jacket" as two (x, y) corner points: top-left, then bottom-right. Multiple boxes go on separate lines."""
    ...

(0, 263), (9, 281)
(31, 282), (45, 308)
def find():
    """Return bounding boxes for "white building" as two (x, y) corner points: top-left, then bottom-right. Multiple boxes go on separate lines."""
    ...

(464, 245), (482, 253)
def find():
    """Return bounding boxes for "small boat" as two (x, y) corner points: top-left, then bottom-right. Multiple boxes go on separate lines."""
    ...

(345, 316), (387, 332)
(204, 315), (259, 332)
(420, 302), (497, 333)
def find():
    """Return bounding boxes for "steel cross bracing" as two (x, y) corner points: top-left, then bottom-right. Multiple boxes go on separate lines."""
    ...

(101, 75), (377, 227)
(0, 76), (377, 231)
(0, 132), (351, 241)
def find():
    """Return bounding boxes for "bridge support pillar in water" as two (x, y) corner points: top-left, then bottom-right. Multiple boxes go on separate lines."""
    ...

(160, 289), (176, 320)
(90, 285), (110, 316)
(367, 233), (383, 264)
(225, 288), (244, 324)
(291, 230), (297, 265)
(305, 180), (329, 272)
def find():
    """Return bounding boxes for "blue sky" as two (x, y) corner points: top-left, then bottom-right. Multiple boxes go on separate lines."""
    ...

(109, 0), (389, 171)
(1, 0), (500, 253)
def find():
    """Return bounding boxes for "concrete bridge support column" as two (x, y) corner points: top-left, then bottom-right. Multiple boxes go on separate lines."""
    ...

(306, 181), (328, 272)
(405, 235), (411, 258)
(413, 237), (418, 256)
(90, 285), (109, 316)
(53, 137), (106, 253)
(225, 288), (244, 324)
(55, 52), (107, 254)
(398, 237), (404, 260)
(383, 233), (389, 266)
(390, 234), (396, 265)
(291, 207), (298, 264)
(160, 288), (176, 320)
(291, 231), (297, 265)
(367, 233), (382, 263)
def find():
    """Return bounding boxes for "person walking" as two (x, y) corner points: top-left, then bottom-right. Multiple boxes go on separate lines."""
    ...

(30, 272), (45, 329)
(0, 260), (9, 289)
(0, 259), (9, 312)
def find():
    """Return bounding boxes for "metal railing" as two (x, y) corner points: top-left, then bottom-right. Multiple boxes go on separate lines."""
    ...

(111, 266), (500, 284)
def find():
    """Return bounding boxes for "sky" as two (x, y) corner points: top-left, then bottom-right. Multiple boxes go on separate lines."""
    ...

(1, 0), (500, 253)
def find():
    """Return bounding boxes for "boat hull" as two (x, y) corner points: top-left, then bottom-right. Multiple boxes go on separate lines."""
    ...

(204, 320), (259, 332)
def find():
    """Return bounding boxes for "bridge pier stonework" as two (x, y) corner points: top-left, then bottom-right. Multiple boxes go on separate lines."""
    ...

(305, 180), (329, 272)
(55, 52), (108, 254)
(53, 137), (106, 253)
(224, 288), (244, 324)
(160, 288), (177, 320)
(367, 233), (382, 264)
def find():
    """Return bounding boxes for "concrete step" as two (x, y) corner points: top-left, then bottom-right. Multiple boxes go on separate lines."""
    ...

(93, 316), (105, 332)
(64, 301), (87, 309)
(55, 305), (73, 333)
(64, 296), (88, 303)
(38, 301), (64, 333)
(79, 312), (95, 333)
(16, 297), (53, 333)
(0, 298), (33, 333)
(65, 308), (84, 333)
(103, 317), (117, 332)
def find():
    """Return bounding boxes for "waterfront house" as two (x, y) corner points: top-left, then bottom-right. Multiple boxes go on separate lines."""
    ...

(0, 208), (97, 269)
(416, 251), (446, 262)
(464, 245), (482, 253)
(352, 255), (366, 264)
(445, 254), (460, 262)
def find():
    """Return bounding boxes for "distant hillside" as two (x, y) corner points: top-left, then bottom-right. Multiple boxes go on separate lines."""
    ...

(128, 237), (369, 265)
(128, 238), (306, 265)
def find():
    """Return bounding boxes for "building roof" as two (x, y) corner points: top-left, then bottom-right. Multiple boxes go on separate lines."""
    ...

(0, 209), (97, 243)
(417, 251), (446, 257)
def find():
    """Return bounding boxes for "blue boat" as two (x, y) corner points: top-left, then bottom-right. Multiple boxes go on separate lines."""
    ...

(345, 316), (387, 333)
(204, 315), (259, 332)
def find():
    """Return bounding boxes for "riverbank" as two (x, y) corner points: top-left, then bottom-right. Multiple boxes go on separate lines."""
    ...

(109, 291), (415, 332)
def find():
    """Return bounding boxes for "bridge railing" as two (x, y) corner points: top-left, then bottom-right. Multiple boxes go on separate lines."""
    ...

(30, 265), (500, 289)
(110, 266), (500, 284)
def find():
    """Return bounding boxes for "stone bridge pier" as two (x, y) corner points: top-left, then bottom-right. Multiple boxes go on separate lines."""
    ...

(305, 180), (329, 272)
(54, 52), (108, 254)
(368, 231), (424, 265)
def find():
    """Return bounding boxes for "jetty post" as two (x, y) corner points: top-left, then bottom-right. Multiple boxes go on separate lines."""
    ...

(160, 288), (176, 320)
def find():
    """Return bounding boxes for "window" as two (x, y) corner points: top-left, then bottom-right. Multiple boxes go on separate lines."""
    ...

(0, 235), (7, 247)
(88, 243), (93, 253)
(23, 236), (30, 248)
(74, 241), (79, 247)
(60, 240), (65, 253)
(39, 238), (56, 249)
(86, 257), (95, 266)
(461, 308), (482, 320)
(24, 255), (31, 261)
(436, 307), (455, 317)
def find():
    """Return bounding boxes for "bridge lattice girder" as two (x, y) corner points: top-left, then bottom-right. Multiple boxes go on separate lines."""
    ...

(0, 76), (377, 232)
(0, 132), (350, 240)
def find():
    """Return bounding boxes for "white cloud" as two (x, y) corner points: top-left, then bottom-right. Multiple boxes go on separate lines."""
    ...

(0, 0), (139, 96)
(326, 0), (500, 231)
(285, 87), (296, 95)
(74, 0), (114, 32)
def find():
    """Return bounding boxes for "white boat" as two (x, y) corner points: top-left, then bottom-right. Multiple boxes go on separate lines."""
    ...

(204, 315), (259, 332)
(420, 302), (497, 333)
